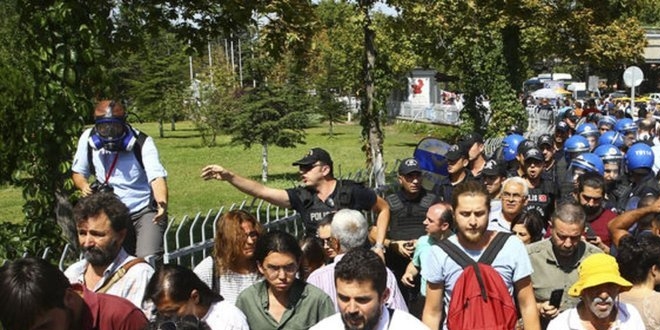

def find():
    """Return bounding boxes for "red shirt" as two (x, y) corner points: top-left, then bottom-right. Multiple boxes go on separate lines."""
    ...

(586, 208), (617, 248)
(77, 284), (148, 330)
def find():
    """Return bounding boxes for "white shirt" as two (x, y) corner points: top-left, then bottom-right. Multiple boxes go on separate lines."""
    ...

(201, 300), (249, 330)
(64, 248), (153, 310)
(310, 306), (429, 330)
(307, 253), (408, 312)
(547, 302), (645, 330)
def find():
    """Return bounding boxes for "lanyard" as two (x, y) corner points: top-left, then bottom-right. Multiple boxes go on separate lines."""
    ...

(103, 153), (120, 184)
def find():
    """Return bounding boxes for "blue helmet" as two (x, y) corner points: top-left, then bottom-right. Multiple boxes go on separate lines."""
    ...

(502, 134), (525, 162)
(625, 143), (654, 172)
(598, 130), (624, 148)
(570, 153), (605, 176)
(597, 115), (616, 130)
(576, 123), (599, 138)
(564, 135), (590, 153)
(593, 144), (623, 163)
(564, 135), (590, 162)
(615, 118), (637, 134)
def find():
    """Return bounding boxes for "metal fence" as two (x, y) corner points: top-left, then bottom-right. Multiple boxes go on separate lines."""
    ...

(55, 165), (398, 270)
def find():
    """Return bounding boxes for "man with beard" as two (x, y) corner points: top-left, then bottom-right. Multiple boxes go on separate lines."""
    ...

(0, 257), (147, 330)
(547, 253), (644, 329)
(64, 192), (154, 310)
(201, 148), (390, 256)
(522, 147), (557, 221)
(527, 202), (603, 329)
(421, 181), (539, 330)
(488, 177), (528, 233)
(311, 248), (428, 330)
(573, 172), (616, 253)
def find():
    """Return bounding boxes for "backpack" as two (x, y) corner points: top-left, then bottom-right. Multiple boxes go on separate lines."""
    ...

(438, 232), (517, 330)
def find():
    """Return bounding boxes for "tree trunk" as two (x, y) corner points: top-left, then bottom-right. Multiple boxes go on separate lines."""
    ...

(360, 1), (385, 187)
(261, 143), (268, 183)
(159, 118), (164, 138)
(171, 117), (176, 131)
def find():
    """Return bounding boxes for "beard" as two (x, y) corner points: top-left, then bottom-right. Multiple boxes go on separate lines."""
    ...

(84, 239), (120, 266)
(342, 307), (382, 330)
(587, 295), (614, 319)
(583, 205), (601, 217)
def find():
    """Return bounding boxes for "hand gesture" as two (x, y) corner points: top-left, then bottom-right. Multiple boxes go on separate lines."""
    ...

(201, 165), (229, 181)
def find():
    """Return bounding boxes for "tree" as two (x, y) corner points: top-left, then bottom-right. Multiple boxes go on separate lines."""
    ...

(232, 82), (311, 182)
(186, 46), (240, 146)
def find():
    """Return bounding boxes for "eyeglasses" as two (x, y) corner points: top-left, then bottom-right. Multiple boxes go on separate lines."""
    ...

(501, 192), (524, 201)
(264, 263), (298, 275)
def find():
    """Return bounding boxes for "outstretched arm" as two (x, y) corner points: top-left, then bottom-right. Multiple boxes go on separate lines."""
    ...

(201, 164), (291, 208)
(608, 197), (660, 247)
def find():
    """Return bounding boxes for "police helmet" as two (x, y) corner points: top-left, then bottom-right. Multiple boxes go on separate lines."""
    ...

(625, 143), (654, 172)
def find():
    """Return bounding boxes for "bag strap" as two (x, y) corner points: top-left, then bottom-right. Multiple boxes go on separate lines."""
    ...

(97, 258), (146, 293)
(437, 239), (475, 269)
(478, 232), (510, 265)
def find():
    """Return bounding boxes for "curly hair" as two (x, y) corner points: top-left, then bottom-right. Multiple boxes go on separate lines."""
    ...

(213, 210), (264, 274)
(616, 235), (660, 284)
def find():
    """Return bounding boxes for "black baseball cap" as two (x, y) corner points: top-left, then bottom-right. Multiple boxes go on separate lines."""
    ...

(556, 121), (569, 132)
(564, 109), (579, 122)
(460, 132), (484, 148)
(446, 144), (467, 161)
(537, 134), (553, 147)
(482, 159), (506, 177)
(517, 139), (537, 155)
(292, 148), (333, 166)
(523, 148), (544, 161)
(398, 158), (422, 175)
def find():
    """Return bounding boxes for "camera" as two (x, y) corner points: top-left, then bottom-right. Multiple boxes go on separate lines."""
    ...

(89, 181), (114, 194)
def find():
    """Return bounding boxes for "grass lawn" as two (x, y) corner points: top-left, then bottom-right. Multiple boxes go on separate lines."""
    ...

(0, 120), (456, 223)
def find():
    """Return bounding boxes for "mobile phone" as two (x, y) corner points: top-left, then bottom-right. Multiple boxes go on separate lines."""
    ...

(585, 227), (597, 242)
(549, 289), (563, 309)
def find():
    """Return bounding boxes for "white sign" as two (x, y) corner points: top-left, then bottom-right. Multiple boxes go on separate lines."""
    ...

(623, 66), (643, 88)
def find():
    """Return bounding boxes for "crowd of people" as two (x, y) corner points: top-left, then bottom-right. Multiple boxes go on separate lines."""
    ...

(2, 98), (660, 330)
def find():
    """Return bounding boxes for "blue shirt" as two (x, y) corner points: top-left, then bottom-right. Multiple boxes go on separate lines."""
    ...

(72, 128), (167, 213)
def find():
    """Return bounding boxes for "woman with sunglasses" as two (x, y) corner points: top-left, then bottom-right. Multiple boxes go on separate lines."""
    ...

(193, 210), (263, 305)
(236, 230), (334, 329)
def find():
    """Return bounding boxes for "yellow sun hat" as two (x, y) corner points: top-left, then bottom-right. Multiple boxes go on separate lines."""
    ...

(568, 253), (632, 297)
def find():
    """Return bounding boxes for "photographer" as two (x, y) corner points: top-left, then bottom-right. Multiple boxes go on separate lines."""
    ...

(72, 99), (168, 259)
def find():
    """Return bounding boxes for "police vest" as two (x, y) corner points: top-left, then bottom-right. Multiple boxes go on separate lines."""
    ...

(295, 180), (361, 235)
(386, 191), (437, 240)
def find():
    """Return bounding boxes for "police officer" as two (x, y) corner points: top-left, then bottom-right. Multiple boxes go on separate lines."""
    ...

(376, 158), (438, 308)
(201, 148), (390, 253)
(72, 100), (168, 259)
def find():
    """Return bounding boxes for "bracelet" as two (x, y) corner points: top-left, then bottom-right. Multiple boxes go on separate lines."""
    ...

(373, 243), (385, 251)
